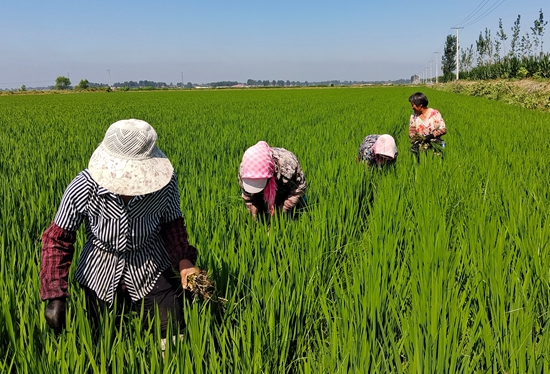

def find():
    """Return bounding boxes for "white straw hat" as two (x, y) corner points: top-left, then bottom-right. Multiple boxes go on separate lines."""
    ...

(88, 119), (174, 195)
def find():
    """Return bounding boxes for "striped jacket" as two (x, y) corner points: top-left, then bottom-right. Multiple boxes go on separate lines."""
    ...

(39, 169), (196, 305)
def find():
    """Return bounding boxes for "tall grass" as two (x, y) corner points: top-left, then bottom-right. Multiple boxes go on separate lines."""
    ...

(1, 87), (549, 372)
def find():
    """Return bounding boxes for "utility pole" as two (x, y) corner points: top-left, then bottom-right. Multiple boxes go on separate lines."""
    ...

(181, 72), (184, 88)
(429, 60), (433, 84)
(451, 27), (463, 80)
(107, 69), (111, 87)
(434, 52), (439, 83)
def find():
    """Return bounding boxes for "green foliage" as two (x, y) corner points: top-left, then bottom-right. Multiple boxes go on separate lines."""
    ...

(436, 79), (550, 112)
(1, 88), (550, 372)
(75, 79), (89, 90)
(55, 76), (71, 90)
(442, 34), (457, 76)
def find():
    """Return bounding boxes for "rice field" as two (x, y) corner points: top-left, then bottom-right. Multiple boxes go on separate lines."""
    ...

(1, 86), (550, 373)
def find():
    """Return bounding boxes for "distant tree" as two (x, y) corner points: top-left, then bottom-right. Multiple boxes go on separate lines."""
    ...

(442, 34), (457, 77)
(484, 28), (494, 64)
(520, 33), (533, 56)
(510, 15), (521, 57)
(476, 29), (493, 65)
(476, 32), (487, 66)
(495, 18), (507, 58)
(20, 85), (26, 92)
(460, 44), (474, 72)
(55, 76), (71, 90)
(531, 9), (547, 55)
(286, 80), (290, 86)
(276, 80), (285, 86)
(76, 79), (89, 90)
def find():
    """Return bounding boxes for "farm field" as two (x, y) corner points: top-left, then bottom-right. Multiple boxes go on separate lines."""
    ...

(1, 87), (550, 373)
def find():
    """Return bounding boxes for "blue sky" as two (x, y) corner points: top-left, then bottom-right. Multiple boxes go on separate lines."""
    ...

(0, 1), (547, 88)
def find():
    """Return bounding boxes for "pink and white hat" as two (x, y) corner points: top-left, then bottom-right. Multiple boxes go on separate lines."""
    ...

(240, 141), (277, 215)
(240, 141), (275, 193)
(372, 134), (397, 159)
(88, 119), (173, 196)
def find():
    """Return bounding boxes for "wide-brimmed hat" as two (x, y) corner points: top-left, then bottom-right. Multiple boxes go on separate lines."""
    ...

(88, 119), (173, 196)
(372, 134), (397, 159)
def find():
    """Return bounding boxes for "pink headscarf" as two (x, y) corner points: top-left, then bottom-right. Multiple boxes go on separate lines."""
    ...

(240, 141), (277, 215)
(372, 134), (397, 159)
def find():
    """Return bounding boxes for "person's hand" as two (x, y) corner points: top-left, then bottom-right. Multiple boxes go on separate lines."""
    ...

(282, 197), (298, 212)
(179, 259), (200, 289)
(247, 204), (259, 219)
(45, 298), (66, 334)
(424, 133), (435, 142)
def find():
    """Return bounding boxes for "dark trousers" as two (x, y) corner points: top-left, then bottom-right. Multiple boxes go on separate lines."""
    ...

(83, 269), (184, 338)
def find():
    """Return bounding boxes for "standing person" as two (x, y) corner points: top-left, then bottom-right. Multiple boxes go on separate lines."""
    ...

(408, 92), (447, 153)
(357, 134), (398, 166)
(40, 119), (199, 344)
(238, 141), (306, 218)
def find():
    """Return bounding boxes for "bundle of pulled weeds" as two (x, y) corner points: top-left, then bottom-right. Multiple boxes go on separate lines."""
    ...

(411, 134), (444, 155)
(187, 270), (227, 305)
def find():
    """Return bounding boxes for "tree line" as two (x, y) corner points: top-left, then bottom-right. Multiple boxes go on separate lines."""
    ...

(439, 9), (549, 82)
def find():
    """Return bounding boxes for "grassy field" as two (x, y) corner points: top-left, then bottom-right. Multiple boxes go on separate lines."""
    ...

(1, 87), (550, 373)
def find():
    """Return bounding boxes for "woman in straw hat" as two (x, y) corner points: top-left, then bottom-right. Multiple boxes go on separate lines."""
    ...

(238, 141), (307, 219)
(40, 119), (199, 340)
(357, 134), (398, 166)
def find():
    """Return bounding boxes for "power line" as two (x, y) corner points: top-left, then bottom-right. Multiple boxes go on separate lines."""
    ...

(453, 0), (507, 28)
(418, 0), (506, 80)
(453, 0), (492, 27)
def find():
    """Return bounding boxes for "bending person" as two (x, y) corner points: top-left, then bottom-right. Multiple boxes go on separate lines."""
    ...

(238, 141), (306, 218)
(357, 134), (398, 166)
(40, 119), (199, 343)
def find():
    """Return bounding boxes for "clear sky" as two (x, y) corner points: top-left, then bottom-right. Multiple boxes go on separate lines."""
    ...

(0, 1), (547, 89)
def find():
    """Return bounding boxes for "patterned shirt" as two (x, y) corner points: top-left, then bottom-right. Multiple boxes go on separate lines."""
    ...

(238, 147), (306, 211)
(39, 169), (195, 305)
(408, 108), (447, 138)
(358, 134), (380, 165)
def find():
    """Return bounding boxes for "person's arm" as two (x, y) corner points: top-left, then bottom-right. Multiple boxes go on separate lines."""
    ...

(40, 171), (91, 334)
(40, 222), (76, 334)
(432, 127), (447, 138)
(40, 171), (89, 301)
(40, 223), (76, 301)
(408, 115), (417, 139)
(160, 217), (200, 289)
(161, 174), (200, 288)
(429, 110), (447, 138)
(242, 192), (261, 217)
(282, 159), (307, 212)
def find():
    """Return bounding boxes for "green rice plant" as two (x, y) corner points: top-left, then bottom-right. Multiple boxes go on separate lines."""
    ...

(2, 87), (550, 372)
